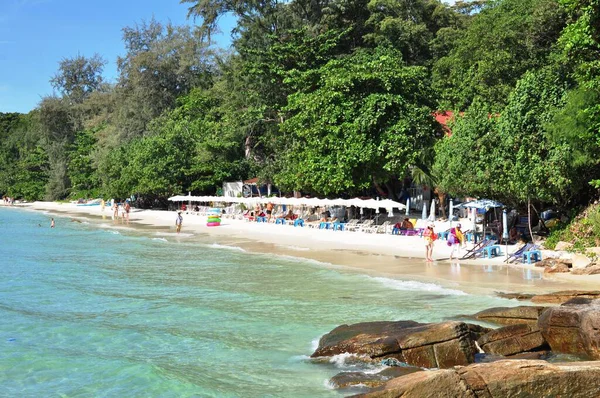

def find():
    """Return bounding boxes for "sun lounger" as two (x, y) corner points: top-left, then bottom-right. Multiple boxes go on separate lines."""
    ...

(461, 239), (497, 259)
(357, 219), (375, 233)
(505, 243), (534, 263)
(364, 221), (390, 234)
(346, 219), (372, 232)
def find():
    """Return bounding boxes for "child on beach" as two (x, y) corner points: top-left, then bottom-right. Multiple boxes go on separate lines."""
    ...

(423, 223), (436, 261)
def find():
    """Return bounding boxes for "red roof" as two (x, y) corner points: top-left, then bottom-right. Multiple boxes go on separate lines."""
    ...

(243, 178), (259, 184)
(433, 111), (460, 136)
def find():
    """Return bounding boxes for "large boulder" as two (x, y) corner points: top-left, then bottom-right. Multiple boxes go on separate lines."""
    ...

(330, 367), (421, 389)
(312, 321), (489, 369)
(477, 324), (548, 356)
(355, 360), (600, 398)
(538, 299), (600, 359)
(544, 262), (571, 273)
(571, 264), (600, 275)
(472, 306), (546, 326)
(531, 290), (600, 304)
(534, 258), (572, 269)
(571, 253), (593, 269)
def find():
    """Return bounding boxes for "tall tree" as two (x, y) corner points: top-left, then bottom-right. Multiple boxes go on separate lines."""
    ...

(50, 54), (107, 104)
(276, 47), (441, 197)
(433, 0), (566, 110)
(115, 19), (213, 139)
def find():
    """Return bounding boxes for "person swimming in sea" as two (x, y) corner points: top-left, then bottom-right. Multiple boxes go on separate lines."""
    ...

(50, 218), (55, 228)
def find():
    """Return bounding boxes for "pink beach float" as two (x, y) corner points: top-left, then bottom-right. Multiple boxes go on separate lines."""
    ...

(207, 222), (221, 227)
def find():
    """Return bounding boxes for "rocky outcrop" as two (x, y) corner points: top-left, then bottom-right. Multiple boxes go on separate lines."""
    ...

(330, 367), (421, 389)
(571, 264), (600, 275)
(534, 258), (572, 269)
(571, 253), (593, 269)
(531, 290), (600, 304)
(544, 262), (571, 273)
(538, 299), (600, 359)
(472, 306), (546, 326)
(311, 321), (489, 369)
(477, 324), (548, 356)
(355, 360), (600, 398)
(494, 292), (534, 301)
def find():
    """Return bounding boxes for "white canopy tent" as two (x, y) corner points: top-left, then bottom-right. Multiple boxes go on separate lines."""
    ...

(168, 194), (405, 212)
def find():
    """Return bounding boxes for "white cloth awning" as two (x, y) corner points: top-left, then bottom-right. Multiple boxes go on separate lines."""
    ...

(168, 194), (405, 211)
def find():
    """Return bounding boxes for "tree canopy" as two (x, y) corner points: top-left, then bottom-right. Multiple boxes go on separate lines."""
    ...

(1, 0), (599, 211)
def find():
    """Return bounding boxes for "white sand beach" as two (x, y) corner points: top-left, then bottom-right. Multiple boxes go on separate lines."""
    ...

(12, 201), (600, 295)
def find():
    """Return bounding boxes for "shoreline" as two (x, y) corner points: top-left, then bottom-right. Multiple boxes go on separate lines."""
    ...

(9, 201), (600, 295)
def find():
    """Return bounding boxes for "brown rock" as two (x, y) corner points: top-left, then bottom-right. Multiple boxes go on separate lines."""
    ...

(572, 253), (593, 269)
(330, 367), (421, 389)
(355, 360), (600, 398)
(472, 306), (546, 326)
(544, 262), (571, 273)
(477, 324), (548, 356)
(355, 369), (475, 398)
(531, 290), (600, 304)
(571, 264), (600, 275)
(538, 300), (600, 359)
(495, 292), (535, 301)
(534, 258), (572, 268)
(312, 321), (489, 369)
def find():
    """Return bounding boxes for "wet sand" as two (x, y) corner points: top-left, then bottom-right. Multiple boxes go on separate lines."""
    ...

(14, 202), (600, 296)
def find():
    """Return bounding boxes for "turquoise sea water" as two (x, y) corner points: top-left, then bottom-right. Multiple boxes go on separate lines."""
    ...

(1, 208), (520, 397)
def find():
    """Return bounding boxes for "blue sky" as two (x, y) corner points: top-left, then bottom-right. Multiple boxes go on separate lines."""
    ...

(0, 0), (234, 113)
(1, 0), (455, 114)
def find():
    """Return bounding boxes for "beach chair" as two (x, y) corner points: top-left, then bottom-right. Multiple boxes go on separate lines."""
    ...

(505, 243), (534, 263)
(461, 239), (497, 259)
(341, 219), (358, 232)
(346, 219), (369, 232)
(357, 219), (375, 233)
(365, 221), (390, 234)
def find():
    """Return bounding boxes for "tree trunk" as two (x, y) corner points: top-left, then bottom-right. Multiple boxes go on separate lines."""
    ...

(528, 198), (534, 242)
(373, 179), (388, 197)
(434, 187), (447, 219)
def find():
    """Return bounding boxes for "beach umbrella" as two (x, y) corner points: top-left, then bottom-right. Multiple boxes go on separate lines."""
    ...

(429, 199), (436, 221)
(405, 198), (410, 215)
(458, 199), (504, 210)
(422, 200), (427, 220)
(449, 198), (454, 228)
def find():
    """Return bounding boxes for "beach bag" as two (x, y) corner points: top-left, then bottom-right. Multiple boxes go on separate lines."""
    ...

(447, 234), (456, 246)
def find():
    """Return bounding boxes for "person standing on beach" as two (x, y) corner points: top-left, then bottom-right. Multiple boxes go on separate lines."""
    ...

(175, 211), (183, 233)
(101, 199), (105, 212)
(50, 218), (55, 228)
(112, 201), (119, 220)
(266, 202), (274, 222)
(124, 200), (131, 223)
(423, 223), (436, 261)
(448, 223), (465, 260)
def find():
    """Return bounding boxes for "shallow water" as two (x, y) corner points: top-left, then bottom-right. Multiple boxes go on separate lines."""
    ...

(1, 208), (523, 397)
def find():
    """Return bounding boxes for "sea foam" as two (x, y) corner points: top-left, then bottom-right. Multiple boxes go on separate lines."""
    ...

(369, 276), (468, 296)
(205, 243), (246, 252)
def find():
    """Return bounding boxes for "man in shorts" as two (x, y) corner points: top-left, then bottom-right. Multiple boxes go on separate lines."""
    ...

(175, 211), (183, 233)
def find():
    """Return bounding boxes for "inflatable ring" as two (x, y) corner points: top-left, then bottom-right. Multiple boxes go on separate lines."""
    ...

(207, 217), (221, 222)
(207, 222), (221, 227)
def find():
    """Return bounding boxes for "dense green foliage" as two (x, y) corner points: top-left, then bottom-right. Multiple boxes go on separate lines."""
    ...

(1, 0), (599, 210)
